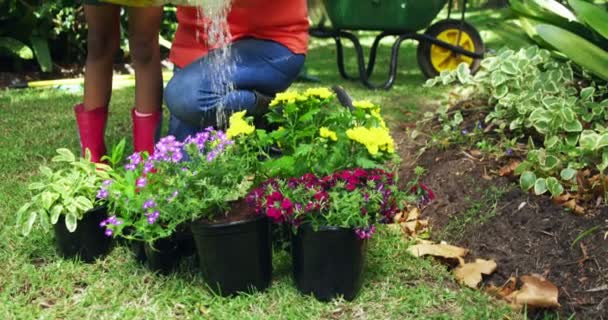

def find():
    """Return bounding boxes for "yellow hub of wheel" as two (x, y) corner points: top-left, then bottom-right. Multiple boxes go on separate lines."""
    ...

(430, 29), (475, 72)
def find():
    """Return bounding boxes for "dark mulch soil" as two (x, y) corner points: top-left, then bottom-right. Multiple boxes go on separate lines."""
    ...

(396, 136), (608, 319)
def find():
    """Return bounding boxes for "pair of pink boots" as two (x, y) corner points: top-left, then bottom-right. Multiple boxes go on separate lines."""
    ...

(74, 104), (162, 163)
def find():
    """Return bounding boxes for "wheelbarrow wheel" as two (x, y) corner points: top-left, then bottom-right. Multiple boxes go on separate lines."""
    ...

(416, 19), (484, 78)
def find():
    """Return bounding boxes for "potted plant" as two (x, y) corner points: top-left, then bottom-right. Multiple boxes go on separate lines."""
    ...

(179, 112), (272, 296)
(248, 168), (402, 301)
(16, 148), (114, 263)
(100, 136), (196, 274)
(243, 87), (406, 301)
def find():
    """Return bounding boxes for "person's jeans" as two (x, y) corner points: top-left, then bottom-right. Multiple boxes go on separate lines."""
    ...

(165, 38), (305, 141)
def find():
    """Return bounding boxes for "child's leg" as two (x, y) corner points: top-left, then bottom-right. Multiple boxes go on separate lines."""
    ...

(83, 4), (121, 110)
(76, 4), (120, 163)
(127, 7), (164, 154)
(127, 6), (163, 113)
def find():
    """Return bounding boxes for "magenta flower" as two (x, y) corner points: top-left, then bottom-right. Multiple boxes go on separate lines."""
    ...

(136, 177), (147, 188)
(146, 211), (160, 224)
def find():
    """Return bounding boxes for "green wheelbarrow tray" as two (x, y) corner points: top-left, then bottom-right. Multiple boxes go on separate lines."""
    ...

(312, 0), (484, 90)
(99, 0), (223, 6)
(323, 0), (448, 32)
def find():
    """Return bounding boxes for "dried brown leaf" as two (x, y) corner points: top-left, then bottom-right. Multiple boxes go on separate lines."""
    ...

(499, 160), (521, 177)
(469, 149), (482, 157)
(407, 243), (468, 260)
(406, 207), (420, 221)
(563, 199), (585, 215)
(508, 275), (560, 309)
(454, 259), (497, 288)
(552, 193), (572, 204)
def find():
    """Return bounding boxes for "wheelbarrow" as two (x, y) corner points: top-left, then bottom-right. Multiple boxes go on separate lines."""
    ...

(310, 0), (485, 89)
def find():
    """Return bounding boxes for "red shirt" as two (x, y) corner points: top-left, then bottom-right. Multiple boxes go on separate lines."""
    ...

(170, 1), (309, 68)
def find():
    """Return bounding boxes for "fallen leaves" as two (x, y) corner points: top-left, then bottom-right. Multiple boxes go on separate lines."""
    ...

(406, 240), (561, 310)
(407, 242), (468, 261)
(393, 207), (429, 237)
(487, 275), (560, 309)
(510, 275), (561, 308)
(552, 193), (585, 215)
(499, 160), (521, 177)
(454, 259), (497, 288)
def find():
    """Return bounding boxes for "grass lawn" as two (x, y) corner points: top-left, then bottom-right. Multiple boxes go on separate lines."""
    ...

(0, 8), (530, 319)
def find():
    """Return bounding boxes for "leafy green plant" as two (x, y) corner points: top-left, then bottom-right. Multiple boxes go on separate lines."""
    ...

(510, 0), (608, 80)
(16, 149), (111, 235)
(426, 46), (608, 202)
(262, 87), (398, 178)
(102, 115), (261, 243)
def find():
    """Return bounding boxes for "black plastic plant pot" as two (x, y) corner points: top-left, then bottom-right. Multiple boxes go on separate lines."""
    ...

(143, 235), (183, 275)
(190, 215), (272, 297)
(53, 206), (113, 263)
(291, 225), (367, 302)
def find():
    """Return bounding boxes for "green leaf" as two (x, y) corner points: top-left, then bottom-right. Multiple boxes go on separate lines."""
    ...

(579, 130), (599, 150)
(597, 134), (608, 150)
(544, 136), (560, 149)
(39, 165), (53, 177)
(22, 211), (37, 236)
(534, 178), (547, 195)
(493, 85), (509, 99)
(0, 37), (33, 59)
(491, 72), (508, 87)
(565, 133), (579, 146)
(520, 171), (537, 191)
(52, 148), (76, 163)
(29, 36), (52, 72)
(563, 119), (583, 132)
(28, 182), (46, 190)
(536, 24), (608, 80)
(546, 177), (564, 197)
(515, 161), (532, 175)
(544, 155), (560, 171)
(40, 192), (58, 210)
(50, 205), (63, 224)
(500, 60), (518, 75)
(560, 168), (577, 180)
(65, 213), (78, 233)
(456, 63), (471, 83)
(580, 87), (595, 101)
(568, 0), (608, 39)
(355, 157), (378, 169)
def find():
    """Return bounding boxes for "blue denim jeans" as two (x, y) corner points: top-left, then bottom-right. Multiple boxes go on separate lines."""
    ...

(165, 38), (305, 141)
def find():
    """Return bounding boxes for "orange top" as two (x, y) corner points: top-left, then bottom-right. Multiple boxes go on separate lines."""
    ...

(170, 1), (309, 68)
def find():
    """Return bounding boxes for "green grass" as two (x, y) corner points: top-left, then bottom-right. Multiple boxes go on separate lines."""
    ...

(437, 185), (511, 242)
(0, 9), (529, 319)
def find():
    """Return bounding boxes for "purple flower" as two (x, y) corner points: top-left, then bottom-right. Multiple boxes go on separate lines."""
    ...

(104, 229), (113, 237)
(102, 180), (113, 186)
(506, 148), (513, 156)
(125, 163), (136, 171)
(146, 211), (160, 224)
(477, 121), (483, 129)
(152, 135), (184, 163)
(127, 152), (142, 166)
(143, 199), (156, 210)
(136, 177), (147, 188)
(143, 160), (155, 174)
(166, 190), (179, 202)
(461, 129), (468, 135)
(96, 189), (108, 200)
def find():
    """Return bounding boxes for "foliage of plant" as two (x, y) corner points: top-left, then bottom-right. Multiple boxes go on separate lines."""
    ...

(426, 46), (608, 200)
(102, 112), (260, 242)
(261, 87), (398, 178)
(510, 0), (608, 80)
(0, 0), (88, 71)
(16, 149), (111, 236)
(247, 168), (403, 239)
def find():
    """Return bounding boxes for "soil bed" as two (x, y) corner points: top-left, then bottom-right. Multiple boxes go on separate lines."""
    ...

(397, 137), (608, 319)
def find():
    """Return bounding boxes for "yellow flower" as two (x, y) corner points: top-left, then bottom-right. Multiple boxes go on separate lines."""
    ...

(226, 111), (255, 139)
(352, 100), (378, 110)
(319, 127), (338, 141)
(346, 126), (395, 155)
(304, 87), (334, 99)
(370, 108), (387, 129)
(269, 91), (306, 107)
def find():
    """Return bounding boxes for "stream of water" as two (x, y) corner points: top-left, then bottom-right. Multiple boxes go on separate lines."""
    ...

(192, 0), (236, 129)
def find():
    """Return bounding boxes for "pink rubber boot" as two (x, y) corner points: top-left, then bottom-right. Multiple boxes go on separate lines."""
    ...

(132, 108), (162, 155)
(74, 104), (108, 163)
